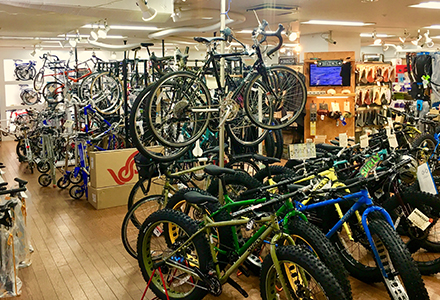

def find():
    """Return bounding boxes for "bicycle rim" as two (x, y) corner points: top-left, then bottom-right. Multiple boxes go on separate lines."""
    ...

(147, 71), (211, 148)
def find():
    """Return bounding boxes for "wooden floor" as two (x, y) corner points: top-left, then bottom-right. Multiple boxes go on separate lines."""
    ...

(1, 140), (440, 300)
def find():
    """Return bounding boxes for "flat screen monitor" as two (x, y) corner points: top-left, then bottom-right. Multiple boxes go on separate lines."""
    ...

(309, 63), (351, 86)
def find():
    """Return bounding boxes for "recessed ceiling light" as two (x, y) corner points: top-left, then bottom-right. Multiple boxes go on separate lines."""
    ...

(410, 1), (440, 9)
(360, 33), (392, 37)
(82, 24), (159, 31)
(361, 0), (378, 2)
(301, 20), (374, 26)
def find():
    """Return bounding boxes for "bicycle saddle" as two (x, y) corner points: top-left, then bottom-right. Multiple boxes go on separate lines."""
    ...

(252, 154), (280, 165)
(184, 191), (218, 205)
(141, 42), (154, 48)
(150, 52), (175, 63)
(203, 144), (228, 156)
(204, 165), (235, 176)
(194, 36), (225, 44)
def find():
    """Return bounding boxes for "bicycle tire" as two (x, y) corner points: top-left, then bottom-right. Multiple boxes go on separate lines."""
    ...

(146, 71), (211, 148)
(69, 185), (84, 199)
(369, 219), (429, 299)
(56, 176), (70, 189)
(90, 72), (123, 115)
(15, 65), (31, 81)
(129, 85), (190, 162)
(253, 165), (296, 184)
(382, 191), (440, 275)
(121, 194), (164, 258)
(260, 245), (348, 300)
(273, 128), (284, 159)
(79, 72), (100, 101)
(69, 171), (83, 184)
(38, 174), (51, 187)
(37, 161), (50, 173)
(225, 113), (268, 147)
(127, 177), (153, 210)
(207, 171), (263, 200)
(20, 89), (40, 105)
(286, 216), (352, 299)
(225, 158), (260, 177)
(137, 209), (211, 300)
(42, 81), (64, 104)
(16, 139), (26, 161)
(244, 66), (306, 130)
(264, 130), (275, 157)
(33, 70), (44, 91)
(411, 133), (437, 165)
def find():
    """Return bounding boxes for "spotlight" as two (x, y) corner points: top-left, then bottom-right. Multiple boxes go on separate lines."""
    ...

(374, 38), (382, 45)
(294, 44), (302, 53)
(396, 45), (403, 50)
(412, 30), (422, 46)
(111, 51), (117, 60)
(288, 32), (298, 42)
(136, 0), (157, 21)
(424, 30), (434, 47)
(280, 47), (286, 54)
(323, 31), (336, 44)
(30, 48), (36, 57)
(89, 28), (99, 41)
(98, 22), (110, 39)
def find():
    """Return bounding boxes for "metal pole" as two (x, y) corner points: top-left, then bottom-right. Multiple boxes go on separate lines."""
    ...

(123, 40), (129, 147)
(218, 0), (226, 203)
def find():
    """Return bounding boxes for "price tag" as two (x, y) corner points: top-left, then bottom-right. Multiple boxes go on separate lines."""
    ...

(388, 134), (398, 148)
(360, 134), (369, 148)
(417, 163), (438, 195)
(289, 143), (316, 159)
(339, 133), (348, 148)
(344, 101), (350, 112)
(387, 117), (393, 127)
(64, 120), (74, 128)
(19, 191), (28, 199)
(408, 208), (432, 231)
(153, 226), (163, 237)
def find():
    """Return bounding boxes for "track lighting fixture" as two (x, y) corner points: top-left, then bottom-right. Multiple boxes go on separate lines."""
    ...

(399, 29), (409, 43)
(111, 51), (117, 60)
(412, 30), (422, 45)
(89, 27), (99, 42)
(136, 0), (157, 21)
(322, 31), (336, 44)
(372, 30), (382, 45)
(424, 30), (434, 47)
(98, 20), (110, 39)
(30, 45), (36, 57)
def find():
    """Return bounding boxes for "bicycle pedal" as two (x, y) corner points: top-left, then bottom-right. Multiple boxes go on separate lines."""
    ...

(227, 277), (248, 298)
(237, 265), (250, 277)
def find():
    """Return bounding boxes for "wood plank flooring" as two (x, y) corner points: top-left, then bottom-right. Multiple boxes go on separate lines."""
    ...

(1, 140), (439, 300)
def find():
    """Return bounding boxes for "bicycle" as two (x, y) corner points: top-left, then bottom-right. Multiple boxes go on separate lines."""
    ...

(13, 59), (36, 81)
(139, 20), (306, 152)
(33, 53), (62, 91)
(136, 185), (349, 300)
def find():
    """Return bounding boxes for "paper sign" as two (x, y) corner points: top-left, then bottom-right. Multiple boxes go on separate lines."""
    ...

(344, 101), (350, 112)
(360, 134), (369, 148)
(64, 120), (74, 128)
(289, 143), (316, 160)
(408, 208), (432, 231)
(339, 133), (348, 148)
(388, 134), (398, 148)
(417, 163), (438, 195)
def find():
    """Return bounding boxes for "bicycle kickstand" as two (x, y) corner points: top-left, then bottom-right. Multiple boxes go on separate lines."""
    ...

(141, 267), (169, 300)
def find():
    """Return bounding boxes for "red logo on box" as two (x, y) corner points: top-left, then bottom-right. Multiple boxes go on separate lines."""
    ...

(107, 151), (139, 185)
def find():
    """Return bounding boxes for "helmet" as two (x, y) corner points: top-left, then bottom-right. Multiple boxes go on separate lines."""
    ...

(397, 155), (418, 184)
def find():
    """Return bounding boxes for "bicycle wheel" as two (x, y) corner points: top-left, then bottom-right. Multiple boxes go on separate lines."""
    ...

(286, 216), (352, 299)
(137, 209), (211, 300)
(16, 139), (26, 161)
(79, 72), (100, 101)
(368, 219), (429, 299)
(225, 158), (260, 177)
(382, 191), (440, 275)
(69, 185), (84, 199)
(33, 70), (44, 91)
(90, 72), (123, 115)
(43, 81), (64, 104)
(260, 245), (348, 300)
(147, 71), (211, 148)
(38, 174), (51, 187)
(57, 176), (70, 189)
(225, 111), (268, 147)
(121, 194), (164, 258)
(20, 89), (40, 105)
(127, 177), (153, 210)
(207, 171), (263, 200)
(130, 86), (190, 162)
(69, 171), (83, 184)
(244, 66), (306, 130)
(15, 66), (31, 81)
(36, 161), (50, 173)
(411, 133), (437, 165)
(253, 165), (296, 184)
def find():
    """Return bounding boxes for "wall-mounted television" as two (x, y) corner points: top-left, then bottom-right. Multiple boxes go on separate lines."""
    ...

(309, 62), (351, 87)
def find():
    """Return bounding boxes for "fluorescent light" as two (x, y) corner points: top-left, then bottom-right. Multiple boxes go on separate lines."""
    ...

(425, 24), (440, 29)
(82, 24), (159, 31)
(59, 34), (126, 39)
(0, 36), (34, 40)
(360, 33), (392, 38)
(238, 30), (253, 34)
(202, 17), (213, 20)
(410, 1), (440, 9)
(302, 20), (374, 26)
(284, 43), (299, 47)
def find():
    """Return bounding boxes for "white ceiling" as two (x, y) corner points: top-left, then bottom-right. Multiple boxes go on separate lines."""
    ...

(0, 0), (438, 49)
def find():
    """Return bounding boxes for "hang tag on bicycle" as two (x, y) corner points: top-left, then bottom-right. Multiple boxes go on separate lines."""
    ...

(339, 133), (348, 148)
(408, 208), (432, 231)
(417, 163), (438, 195)
(153, 226), (163, 237)
(246, 220), (255, 231)
(64, 120), (74, 129)
(19, 191), (28, 199)
(360, 134), (369, 149)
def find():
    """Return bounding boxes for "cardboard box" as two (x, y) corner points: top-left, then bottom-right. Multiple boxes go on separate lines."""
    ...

(88, 183), (136, 209)
(90, 148), (140, 188)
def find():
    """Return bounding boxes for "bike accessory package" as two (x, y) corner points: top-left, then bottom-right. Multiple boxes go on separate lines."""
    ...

(134, 152), (159, 179)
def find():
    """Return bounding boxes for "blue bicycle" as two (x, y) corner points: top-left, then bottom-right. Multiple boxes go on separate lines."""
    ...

(290, 162), (429, 299)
